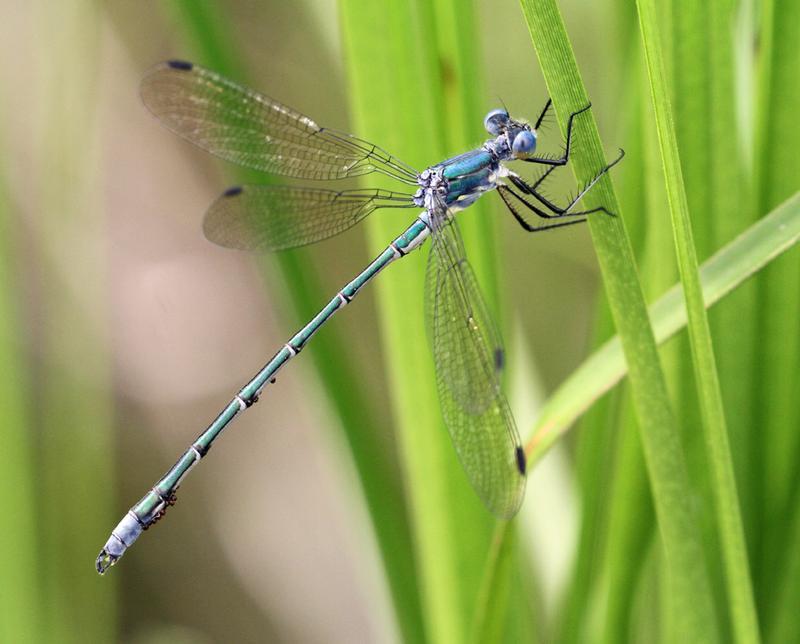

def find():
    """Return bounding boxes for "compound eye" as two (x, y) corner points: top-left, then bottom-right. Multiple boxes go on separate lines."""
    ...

(484, 108), (509, 135)
(512, 130), (536, 156)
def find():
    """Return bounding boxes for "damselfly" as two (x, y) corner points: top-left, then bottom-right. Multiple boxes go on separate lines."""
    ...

(96, 60), (623, 574)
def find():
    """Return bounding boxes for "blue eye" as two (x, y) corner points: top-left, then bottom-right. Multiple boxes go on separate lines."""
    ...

(512, 130), (536, 155)
(484, 108), (509, 135)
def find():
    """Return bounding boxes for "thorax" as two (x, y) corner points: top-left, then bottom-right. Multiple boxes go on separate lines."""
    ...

(413, 147), (503, 216)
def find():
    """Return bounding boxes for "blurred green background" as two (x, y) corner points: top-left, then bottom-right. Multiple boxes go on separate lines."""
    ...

(1, 0), (798, 642)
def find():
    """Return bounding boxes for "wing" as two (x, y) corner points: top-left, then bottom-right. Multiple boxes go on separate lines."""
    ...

(203, 185), (415, 251)
(141, 61), (419, 184)
(425, 218), (526, 518)
(424, 218), (506, 388)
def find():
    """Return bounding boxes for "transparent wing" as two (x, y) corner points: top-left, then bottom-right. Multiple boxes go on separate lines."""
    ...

(141, 61), (419, 184)
(425, 218), (526, 518)
(424, 219), (506, 386)
(204, 185), (415, 251)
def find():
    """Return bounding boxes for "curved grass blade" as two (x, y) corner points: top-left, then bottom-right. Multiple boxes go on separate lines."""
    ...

(527, 190), (800, 462)
(475, 191), (800, 644)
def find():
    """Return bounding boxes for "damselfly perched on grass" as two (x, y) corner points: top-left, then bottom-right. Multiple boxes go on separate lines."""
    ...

(96, 60), (622, 574)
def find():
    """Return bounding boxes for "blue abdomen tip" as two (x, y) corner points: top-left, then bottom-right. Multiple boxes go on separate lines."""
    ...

(223, 186), (243, 197)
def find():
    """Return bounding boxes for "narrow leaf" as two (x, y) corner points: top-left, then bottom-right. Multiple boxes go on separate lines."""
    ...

(518, 1), (718, 639)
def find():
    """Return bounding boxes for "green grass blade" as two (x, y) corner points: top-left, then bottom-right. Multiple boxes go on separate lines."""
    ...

(524, 187), (800, 643)
(0, 136), (41, 643)
(518, 1), (718, 640)
(340, 2), (497, 642)
(667, 6), (720, 628)
(557, 33), (657, 642)
(154, 5), (426, 642)
(36, 2), (116, 641)
(634, 0), (760, 640)
(589, 47), (677, 644)
(528, 191), (800, 461)
(429, 3), (542, 640)
(557, 386), (621, 644)
(766, 495), (800, 643)
(671, 0), (712, 256)
(707, 0), (758, 566)
(596, 395), (655, 644)
(753, 0), (800, 626)
(470, 522), (518, 644)
(428, 0), (500, 307)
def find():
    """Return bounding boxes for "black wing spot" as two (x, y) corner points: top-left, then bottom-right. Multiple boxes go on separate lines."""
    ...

(494, 347), (505, 372)
(223, 186), (243, 197)
(515, 446), (527, 475)
(167, 59), (193, 71)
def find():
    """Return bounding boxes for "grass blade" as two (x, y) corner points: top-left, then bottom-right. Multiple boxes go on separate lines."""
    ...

(753, 0), (800, 629)
(596, 395), (655, 644)
(766, 495), (800, 643)
(154, 4), (426, 641)
(529, 190), (800, 461)
(707, 0), (758, 567)
(0, 137), (41, 643)
(470, 523), (518, 644)
(340, 1), (497, 641)
(634, 0), (760, 640)
(557, 35), (658, 642)
(518, 1), (718, 640)
(35, 2), (117, 640)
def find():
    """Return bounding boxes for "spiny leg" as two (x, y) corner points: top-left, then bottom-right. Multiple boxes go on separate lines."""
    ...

(514, 101), (594, 196)
(534, 98), (553, 131)
(510, 157), (569, 210)
(528, 162), (560, 193)
(500, 184), (606, 222)
(508, 148), (625, 218)
(497, 185), (588, 233)
(523, 103), (593, 167)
